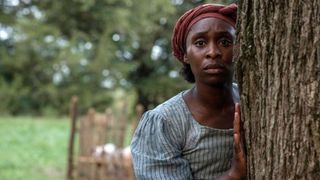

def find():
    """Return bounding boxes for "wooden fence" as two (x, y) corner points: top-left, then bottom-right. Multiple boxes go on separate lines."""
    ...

(67, 97), (144, 180)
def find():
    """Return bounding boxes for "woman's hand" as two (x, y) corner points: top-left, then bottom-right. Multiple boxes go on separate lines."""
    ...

(215, 103), (247, 180)
(228, 103), (247, 179)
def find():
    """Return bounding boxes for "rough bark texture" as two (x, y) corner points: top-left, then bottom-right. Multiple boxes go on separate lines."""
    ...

(236, 0), (320, 179)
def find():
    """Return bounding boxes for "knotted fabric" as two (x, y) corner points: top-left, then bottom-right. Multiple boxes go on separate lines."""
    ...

(171, 3), (237, 63)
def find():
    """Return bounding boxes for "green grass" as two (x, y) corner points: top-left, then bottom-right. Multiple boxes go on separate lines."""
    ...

(0, 116), (71, 180)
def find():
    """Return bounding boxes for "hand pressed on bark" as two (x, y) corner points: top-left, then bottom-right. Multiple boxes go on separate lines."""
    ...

(216, 103), (246, 180)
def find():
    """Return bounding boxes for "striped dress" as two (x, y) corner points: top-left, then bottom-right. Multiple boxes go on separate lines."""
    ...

(131, 84), (240, 180)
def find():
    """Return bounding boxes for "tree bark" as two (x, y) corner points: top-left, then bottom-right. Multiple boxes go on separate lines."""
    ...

(236, 0), (320, 179)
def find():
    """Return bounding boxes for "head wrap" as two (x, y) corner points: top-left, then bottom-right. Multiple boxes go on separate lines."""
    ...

(171, 3), (238, 63)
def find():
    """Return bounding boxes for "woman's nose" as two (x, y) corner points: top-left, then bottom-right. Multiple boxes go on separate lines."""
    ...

(206, 42), (221, 59)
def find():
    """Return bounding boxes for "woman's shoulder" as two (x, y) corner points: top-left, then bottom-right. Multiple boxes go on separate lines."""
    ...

(151, 91), (189, 120)
(135, 91), (191, 135)
(232, 82), (240, 103)
(131, 91), (191, 150)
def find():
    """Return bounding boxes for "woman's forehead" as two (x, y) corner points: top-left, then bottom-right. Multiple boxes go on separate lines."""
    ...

(189, 17), (235, 35)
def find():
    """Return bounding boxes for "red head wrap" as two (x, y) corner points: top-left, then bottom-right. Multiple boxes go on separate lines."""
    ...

(171, 3), (238, 63)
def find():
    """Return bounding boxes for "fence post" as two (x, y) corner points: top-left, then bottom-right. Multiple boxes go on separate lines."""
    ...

(105, 108), (114, 143)
(67, 96), (78, 180)
(132, 104), (144, 133)
(118, 102), (128, 148)
(77, 109), (95, 180)
(93, 113), (108, 146)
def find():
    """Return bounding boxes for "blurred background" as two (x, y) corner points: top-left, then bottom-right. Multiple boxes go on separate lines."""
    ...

(0, 0), (234, 179)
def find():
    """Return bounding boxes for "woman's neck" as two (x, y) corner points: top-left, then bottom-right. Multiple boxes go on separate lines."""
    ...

(192, 82), (234, 110)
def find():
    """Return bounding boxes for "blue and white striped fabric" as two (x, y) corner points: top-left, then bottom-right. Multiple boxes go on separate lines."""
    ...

(131, 84), (240, 179)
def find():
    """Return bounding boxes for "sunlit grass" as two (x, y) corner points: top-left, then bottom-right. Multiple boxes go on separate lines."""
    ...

(0, 116), (70, 180)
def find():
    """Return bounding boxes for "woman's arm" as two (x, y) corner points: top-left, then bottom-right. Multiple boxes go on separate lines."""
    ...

(131, 111), (192, 180)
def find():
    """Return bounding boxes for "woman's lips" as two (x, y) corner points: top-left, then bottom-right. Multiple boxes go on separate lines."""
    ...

(203, 64), (226, 74)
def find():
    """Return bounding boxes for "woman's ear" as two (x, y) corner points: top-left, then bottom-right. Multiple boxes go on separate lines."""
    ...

(183, 54), (189, 64)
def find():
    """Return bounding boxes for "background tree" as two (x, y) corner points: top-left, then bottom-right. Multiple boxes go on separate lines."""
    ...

(236, 0), (320, 178)
(1, 0), (180, 115)
(0, 0), (233, 116)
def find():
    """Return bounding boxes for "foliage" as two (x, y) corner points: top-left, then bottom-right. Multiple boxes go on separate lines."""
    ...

(0, 0), (234, 115)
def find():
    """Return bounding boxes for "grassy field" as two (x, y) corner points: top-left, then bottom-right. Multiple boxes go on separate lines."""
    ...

(0, 116), (71, 180)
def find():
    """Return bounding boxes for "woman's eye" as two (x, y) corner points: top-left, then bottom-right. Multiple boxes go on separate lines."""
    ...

(195, 40), (206, 47)
(219, 38), (232, 47)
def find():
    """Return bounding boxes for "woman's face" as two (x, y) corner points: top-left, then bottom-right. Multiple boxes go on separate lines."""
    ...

(184, 17), (236, 87)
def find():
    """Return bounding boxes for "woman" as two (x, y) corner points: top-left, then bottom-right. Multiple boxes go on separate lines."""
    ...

(131, 3), (246, 179)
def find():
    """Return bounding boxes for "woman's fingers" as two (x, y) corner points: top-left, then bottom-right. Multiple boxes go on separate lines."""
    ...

(234, 132), (241, 155)
(233, 103), (240, 140)
(232, 103), (247, 177)
(234, 103), (243, 156)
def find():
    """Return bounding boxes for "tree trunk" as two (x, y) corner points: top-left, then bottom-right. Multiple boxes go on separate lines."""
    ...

(236, 0), (320, 179)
